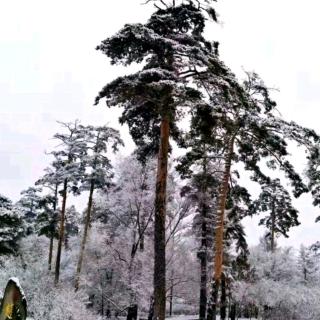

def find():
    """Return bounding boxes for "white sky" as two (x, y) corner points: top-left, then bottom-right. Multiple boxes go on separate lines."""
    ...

(0, 0), (319, 248)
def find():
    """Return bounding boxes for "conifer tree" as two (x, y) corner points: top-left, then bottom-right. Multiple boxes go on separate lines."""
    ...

(222, 185), (250, 320)
(36, 164), (61, 270)
(17, 186), (42, 235)
(95, 1), (221, 318)
(64, 205), (80, 250)
(0, 194), (25, 255)
(194, 71), (319, 320)
(252, 178), (299, 252)
(36, 193), (59, 270)
(49, 121), (86, 284)
(75, 125), (123, 290)
(177, 104), (221, 320)
(306, 146), (320, 222)
(178, 102), (252, 319)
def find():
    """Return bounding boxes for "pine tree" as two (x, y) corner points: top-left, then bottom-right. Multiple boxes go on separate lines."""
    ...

(306, 146), (320, 222)
(222, 185), (250, 320)
(36, 193), (59, 270)
(178, 101), (253, 320)
(75, 125), (123, 290)
(194, 71), (319, 320)
(17, 186), (42, 235)
(49, 121), (86, 284)
(0, 194), (25, 255)
(65, 205), (80, 250)
(0, 194), (12, 209)
(36, 164), (61, 271)
(95, 2), (222, 318)
(252, 178), (299, 252)
(177, 104), (221, 320)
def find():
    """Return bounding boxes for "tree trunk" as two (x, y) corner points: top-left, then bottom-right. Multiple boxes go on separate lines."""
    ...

(199, 153), (208, 320)
(206, 280), (220, 320)
(213, 135), (234, 282)
(101, 287), (104, 316)
(75, 179), (95, 290)
(127, 305), (138, 320)
(153, 116), (170, 320)
(49, 183), (58, 271)
(220, 273), (226, 320)
(48, 235), (54, 271)
(55, 178), (68, 285)
(199, 207), (208, 320)
(140, 218), (145, 252)
(270, 201), (275, 252)
(127, 233), (139, 320)
(169, 270), (174, 317)
(207, 134), (235, 320)
(148, 296), (154, 320)
(229, 303), (236, 320)
(64, 233), (69, 250)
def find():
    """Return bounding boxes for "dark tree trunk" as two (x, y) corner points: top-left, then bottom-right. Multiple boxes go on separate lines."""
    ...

(169, 273), (174, 316)
(75, 179), (95, 290)
(229, 303), (236, 320)
(153, 116), (170, 320)
(148, 296), (154, 320)
(206, 280), (220, 320)
(106, 305), (111, 318)
(199, 205), (208, 320)
(270, 202), (275, 252)
(140, 219), (145, 252)
(64, 233), (69, 250)
(101, 289), (104, 316)
(220, 273), (226, 320)
(127, 304), (138, 320)
(49, 183), (58, 271)
(55, 178), (68, 285)
(199, 149), (208, 320)
(48, 235), (54, 271)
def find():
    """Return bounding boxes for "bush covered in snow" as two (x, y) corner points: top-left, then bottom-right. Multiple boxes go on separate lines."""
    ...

(233, 242), (320, 320)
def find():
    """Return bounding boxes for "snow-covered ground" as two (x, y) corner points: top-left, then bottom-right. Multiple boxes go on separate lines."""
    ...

(116, 316), (254, 320)
(27, 315), (253, 320)
(167, 317), (252, 320)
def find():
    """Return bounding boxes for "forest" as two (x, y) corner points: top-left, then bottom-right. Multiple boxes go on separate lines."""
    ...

(1, 0), (320, 319)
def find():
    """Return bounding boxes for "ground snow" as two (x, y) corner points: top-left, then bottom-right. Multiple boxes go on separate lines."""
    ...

(167, 317), (251, 320)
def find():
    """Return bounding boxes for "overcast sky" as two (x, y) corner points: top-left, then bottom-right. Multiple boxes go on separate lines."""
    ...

(1, 0), (320, 248)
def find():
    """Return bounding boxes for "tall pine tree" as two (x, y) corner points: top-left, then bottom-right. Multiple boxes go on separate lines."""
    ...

(192, 71), (318, 320)
(95, 1), (221, 318)
(75, 125), (123, 290)
(49, 121), (86, 284)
